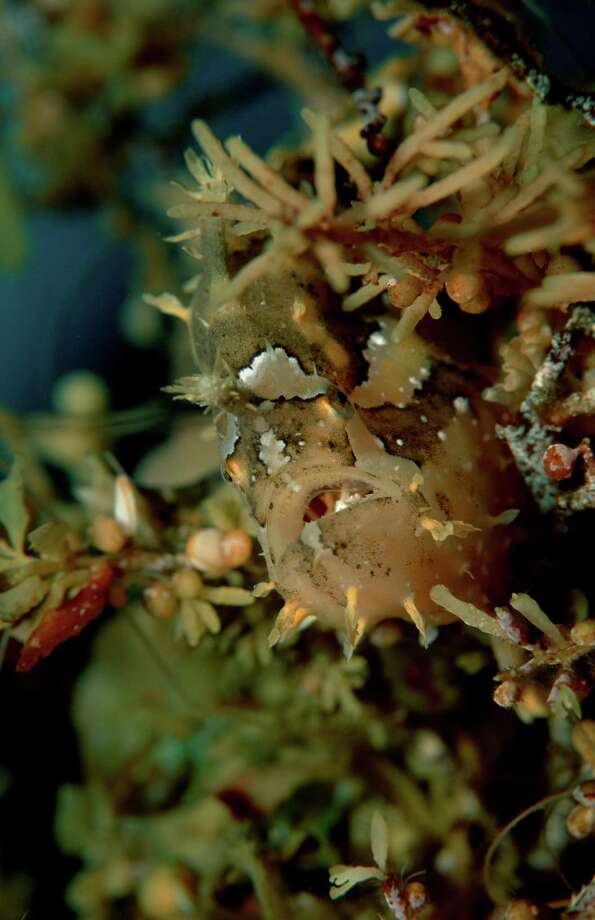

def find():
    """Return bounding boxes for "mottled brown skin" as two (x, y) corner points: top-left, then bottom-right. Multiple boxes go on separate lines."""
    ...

(191, 224), (523, 633)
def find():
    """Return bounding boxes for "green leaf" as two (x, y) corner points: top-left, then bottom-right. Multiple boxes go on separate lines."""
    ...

(28, 522), (72, 561)
(555, 684), (582, 720)
(328, 864), (384, 899)
(0, 538), (28, 571)
(55, 785), (91, 855)
(0, 574), (47, 624)
(370, 811), (388, 872)
(0, 458), (29, 553)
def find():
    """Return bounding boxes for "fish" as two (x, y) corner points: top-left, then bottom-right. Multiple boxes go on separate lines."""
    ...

(173, 199), (522, 645)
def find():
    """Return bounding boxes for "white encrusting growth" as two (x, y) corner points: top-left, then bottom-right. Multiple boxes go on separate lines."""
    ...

(219, 412), (240, 459)
(300, 520), (326, 554)
(259, 429), (290, 475)
(238, 345), (329, 400)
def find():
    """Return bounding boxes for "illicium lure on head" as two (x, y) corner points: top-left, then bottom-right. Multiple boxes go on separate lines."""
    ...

(159, 108), (530, 651)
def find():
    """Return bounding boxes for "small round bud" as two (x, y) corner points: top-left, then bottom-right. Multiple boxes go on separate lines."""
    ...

(504, 899), (539, 920)
(571, 619), (595, 647)
(566, 803), (595, 839)
(144, 582), (178, 619)
(172, 569), (203, 600)
(405, 880), (427, 911)
(446, 269), (482, 307)
(458, 287), (490, 315)
(185, 528), (226, 575)
(90, 515), (126, 554)
(493, 680), (519, 709)
(387, 274), (423, 310)
(52, 369), (110, 416)
(517, 683), (549, 719)
(137, 866), (193, 919)
(221, 528), (252, 569)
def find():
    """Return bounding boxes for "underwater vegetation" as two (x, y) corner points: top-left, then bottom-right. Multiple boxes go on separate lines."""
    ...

(1, 1), (595, 918)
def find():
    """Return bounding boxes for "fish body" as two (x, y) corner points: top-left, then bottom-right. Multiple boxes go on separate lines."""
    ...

(189, 223), (521, 634)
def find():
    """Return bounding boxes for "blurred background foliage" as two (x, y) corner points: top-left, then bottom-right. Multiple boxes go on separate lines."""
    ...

(0, 2), (389, 915)
(0, 0), (383, 412)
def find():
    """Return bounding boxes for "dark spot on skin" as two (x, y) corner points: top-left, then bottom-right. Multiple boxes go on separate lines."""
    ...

(217, 789), (263, 822)
(436, 491), (451, 516)
(357, 361), (483, 462)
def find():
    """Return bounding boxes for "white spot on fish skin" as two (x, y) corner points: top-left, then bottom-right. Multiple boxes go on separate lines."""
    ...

(259, 429), (290, 475)
(437, 430), (447, 442)
(334, 487), (370, 514)
(420, 414), (428, 423)
(453, 396), (469, 414)
(238, 345), (329, 400)
(301, 520), (326, 553)
(220, 413), (240, 459)
(396, 438), (405, 447)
